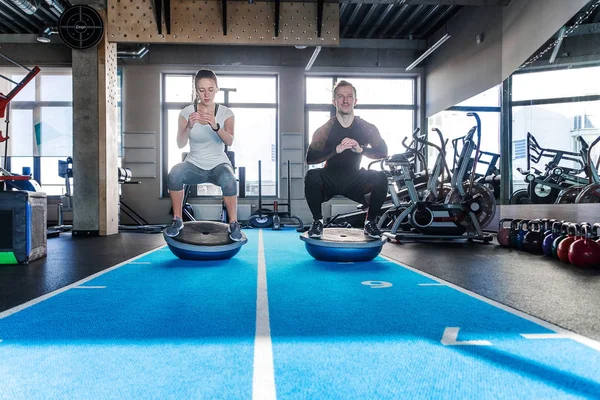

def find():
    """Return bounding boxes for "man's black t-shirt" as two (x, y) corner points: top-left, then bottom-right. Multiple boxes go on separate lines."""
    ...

(306, 116), (388, 173)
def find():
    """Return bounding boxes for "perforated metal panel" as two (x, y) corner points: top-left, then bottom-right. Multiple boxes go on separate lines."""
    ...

(107, 0), (339, 45)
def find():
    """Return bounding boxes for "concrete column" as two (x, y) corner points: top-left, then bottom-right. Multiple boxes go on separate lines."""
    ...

(72, 20), (119, 236)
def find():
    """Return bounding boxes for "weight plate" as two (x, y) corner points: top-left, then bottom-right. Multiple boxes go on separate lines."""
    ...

(58, 5), (104, 50)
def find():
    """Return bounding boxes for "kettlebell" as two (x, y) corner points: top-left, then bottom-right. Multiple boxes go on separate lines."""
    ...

(568, 224), (600, 268)
(497, 218), (513, 247)
(592, 223), (600, 242)
(543, 221), (562, 256)
(552, 222), (571, 258)
(516, 219), (530, 250)
(509, 219), (523, 248)
(557, 224), (580, 263)
(542, 219), (555, 236)
(522, 220), (544, 254)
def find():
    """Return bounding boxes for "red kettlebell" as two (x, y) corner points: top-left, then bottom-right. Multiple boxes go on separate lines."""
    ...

(497, 219), (513, 247)
(522, 220), (544, 254)
(568, 224), (600, 268)
(552, 222), (572, 258)
(557, 224), (580, 263)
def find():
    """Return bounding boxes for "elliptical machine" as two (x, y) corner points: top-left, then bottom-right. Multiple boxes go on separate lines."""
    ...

(379, 112), (495, 243)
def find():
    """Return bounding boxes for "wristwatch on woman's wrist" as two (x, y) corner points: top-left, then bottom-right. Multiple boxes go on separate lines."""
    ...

(212, 123), (220, 132)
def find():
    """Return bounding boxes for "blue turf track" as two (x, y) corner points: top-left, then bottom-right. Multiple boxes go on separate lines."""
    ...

(0, 228), (599, 399)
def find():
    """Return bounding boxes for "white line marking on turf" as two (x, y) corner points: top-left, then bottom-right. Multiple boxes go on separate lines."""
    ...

(74, 286), (106, 289)
(361, 281), (393, 289)
(252, 229), (277, 400)
(441, 327), (492, 346)
(0, 245), (166, 320)
(380, 254), (600, 352)
(418, 283), (445, 286)
(521, 333), (572, 340)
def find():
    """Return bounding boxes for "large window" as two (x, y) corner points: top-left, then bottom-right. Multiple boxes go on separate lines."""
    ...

(510, 66), (600, 202)
(0, 68), (123, 196)
(0, 68), (73, 195)
(305, 76), (416, 171)
(162, 74), (278, 197)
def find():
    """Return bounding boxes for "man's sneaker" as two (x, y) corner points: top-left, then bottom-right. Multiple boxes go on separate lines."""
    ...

(307, 220), (323, 239)
(164, 217), (184, 237)
(364, 220), (382, 239)
(229, 221), (243, 242)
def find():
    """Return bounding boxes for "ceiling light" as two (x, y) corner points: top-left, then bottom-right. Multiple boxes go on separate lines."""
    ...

(406, 33), (451, 71)
(37, 26), (58, 43)
(305, 46), (322, 71)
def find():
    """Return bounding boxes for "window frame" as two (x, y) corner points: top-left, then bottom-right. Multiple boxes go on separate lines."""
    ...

(508, 63), (600, 199)
(304, 75), (419, 166)
(2, 67), (73, 194)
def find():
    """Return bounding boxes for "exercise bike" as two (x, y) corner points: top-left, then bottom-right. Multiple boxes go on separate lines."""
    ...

(379, 113), (495, 243)
(511, 132), (588, 204)
(556, 135), (600, 203)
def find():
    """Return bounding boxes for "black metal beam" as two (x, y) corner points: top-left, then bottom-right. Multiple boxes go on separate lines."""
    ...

(339, 2), (349, 21)
(274, 0), (280, 37)
(0, 0), (45, 25)
(378, 4), (411, 38)
(0, 8), (35, 33)
(164, 0), (171, 34)
(317, 0), (323, 37)
(365, 3), (393, 38)
(420, 5), (458, 38)
(153, 0), (162, 34)
(222, 0), (227, 35)
(353, 4), (379, 38)
(339, 0), (509, 5)
(392, 4), (427, 37)
(405, 5), (439, 37)
(341, 3), (361, 37)
(35, 3), (60, 24)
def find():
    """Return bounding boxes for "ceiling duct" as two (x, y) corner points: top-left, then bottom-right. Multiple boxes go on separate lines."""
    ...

(44, 0), (71, 14)
(9, 0), (40, 15)
(117, 46), (149, 59)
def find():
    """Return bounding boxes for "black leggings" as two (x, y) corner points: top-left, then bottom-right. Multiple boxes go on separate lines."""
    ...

(304, 168), (388, 221)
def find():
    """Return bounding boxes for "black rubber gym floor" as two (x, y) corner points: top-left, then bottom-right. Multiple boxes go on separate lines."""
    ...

(1, 232), (598, 342)
(0, 232), (165, 312)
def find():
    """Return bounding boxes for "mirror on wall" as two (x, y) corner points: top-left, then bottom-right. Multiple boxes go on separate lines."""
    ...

(508, 1), (600, 205)
(427, 86), (502, 201)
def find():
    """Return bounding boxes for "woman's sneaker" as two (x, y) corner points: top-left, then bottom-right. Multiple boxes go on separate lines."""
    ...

(307, 220), (323, 239)
(364, 220), (382, 239)
(229, 221), (243, 241)
(164, 217), (184, 237)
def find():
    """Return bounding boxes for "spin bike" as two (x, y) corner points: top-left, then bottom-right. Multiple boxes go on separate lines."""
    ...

(378, 113), (495, 243)
(556, 135), (600, 203)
